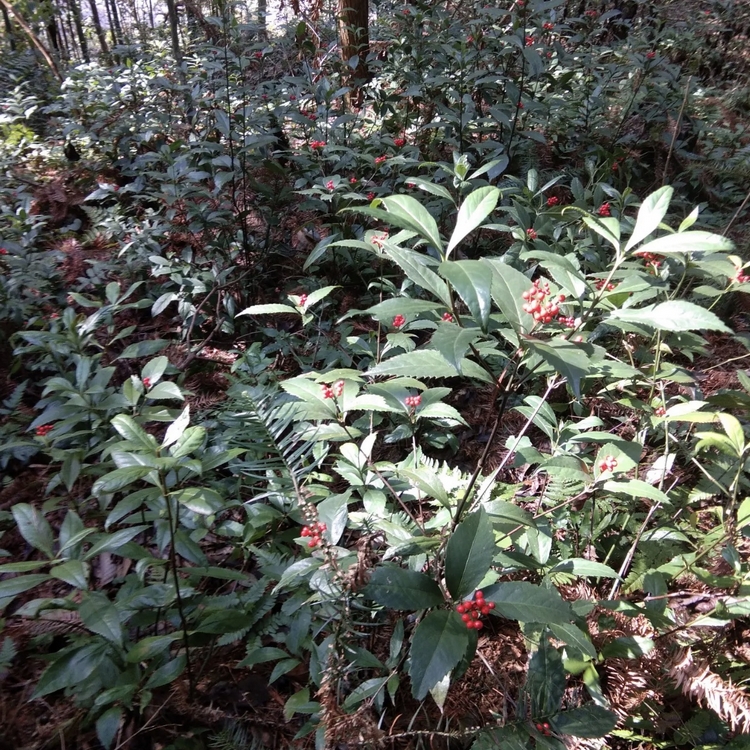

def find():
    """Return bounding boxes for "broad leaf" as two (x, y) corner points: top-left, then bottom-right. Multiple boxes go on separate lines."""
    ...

(525, 635), (565, 718)
(548, 622), (597, 659)
(381, 195), (443, 253)
(524, 339), (592, 398)
(549, 559), (620, 579)
(409, 610), (469, 699)
(80, 593), (123, 645)
(634, 230), (733, 257)
(96, 706), (123, 750)
(236, 303), (297, 316)
(12, 503), (55, 559)
(553, 704), (618, 738)
(625, 186), (673, 252)
(367, 350), (459, 379)
(603, 479), (672, 506)
(608, 300), (731, 333)
(364, 567), (444, 610)
(50, 560), (89, 589)
(382, 244), (451, 305)
(483, 259), (534, 332)
(439, 260), (493, 332)
(447, 186), (500, 257)
(484, 581), (572, 624)
(0, 573), (51, 600)
(445, 508), (496, 599)
(430, 324), (481, 373)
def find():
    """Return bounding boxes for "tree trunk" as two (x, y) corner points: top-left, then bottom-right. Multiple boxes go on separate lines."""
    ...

(1, 2), (15, 50)
(107, 0), (124, 45)
(147, 0), (155, 30)
(258, 0), (267, 38)
(0, 0), (62, 79)
(86, 0), (109, 54)
(165, 0), (182, 65)
(337, 0), (370, 104)
(103, 0), (117, 47)
(67, 0), (88, 61)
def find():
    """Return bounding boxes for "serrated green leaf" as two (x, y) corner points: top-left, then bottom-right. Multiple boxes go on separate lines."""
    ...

(80, 593), (123, 645)
(635, 230), (733, 256)
(445, 508), (495, 599)
(96, 706), (123, 749)
(483, 258), (534, 332)
(110, 415), (157, 451)
(92, 466), (154, 495)
(439, 260), (493, 332)
(548, 622), (597, 659)
(608, 300), (731, 333)
(12, 503), (54, 559)
(409, 610), (469, 699)
(603, 479), (672, 506)
(525, 339), (592, 399)
(485, 581), (572, 624)
(146, 381), (185, 401)
(50, 560), (89, 588)
(364, 567), (444, 609)
(0, 573), (50, 600)
(127, 634), (181, 663)
(430, 324), (481, 372)
(381, 245), (451, 305)
(447, 187), (500, 257)
(553, 704), (617, 738)
(381, 195), (443, 253)
(526, 635), (565, 717)
(367, 350), (459, 379)
(625, 186), (673, 252)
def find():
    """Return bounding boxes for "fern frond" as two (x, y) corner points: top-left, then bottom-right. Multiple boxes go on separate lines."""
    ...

(221, 384), (320, 504)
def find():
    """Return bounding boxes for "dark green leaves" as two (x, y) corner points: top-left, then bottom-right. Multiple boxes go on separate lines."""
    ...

(608, 300), (731, 333)
(11, 503), (55, 559)
(364, 567), (444, 610)
(484, 582), (573, 624)
(408, 610), (468, 699)
(447, 187), (500, 257)
(525, 636), (565, 718)
(445, 508), (495, 599)
(553, 704), (618, 737)
(439, 261), (493, 332)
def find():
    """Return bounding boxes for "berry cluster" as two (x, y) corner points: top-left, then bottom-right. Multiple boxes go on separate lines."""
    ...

(543, 21), (554, 30)
(298, 293), (308, 307)
(546, 195), (559, 207)
(595, 279), (616, 291)
(393, 314), (406, 328)
(646, 51), (656, 60)
(253, 51), (263, 59)
(371, 232), (388, 249)
(0, 248), (7, 255)
(638, 251), (662, 273)
(393, 137), (406, 148)
(599, 455), (618, 472)
(558, 315), (576, 328)
(598, 202), (611, 217)
(535, 722), (552, 736)
(349, 176), (358, 184)
(522, 280), (566, 324)
(35, 424), (53, 437)
(655, 406), (666, 417)
(526, 228), (538, 239)
(525, 35), (535, 45)
(300, 520), (327, 548)
(584, 8), (598, 17)
(442, 312), (454, 322)
(326, 180), (335, 191)
(367, 192), (376, 201)
(321, 380), (345, 400)
(405, 394), (422, 410)
(310, 139), (325, 150)
(456, 590), (495, 629)
(375, 155), (387, 165)
(734, 269), (750, 284)
(142, 377), (151, 389)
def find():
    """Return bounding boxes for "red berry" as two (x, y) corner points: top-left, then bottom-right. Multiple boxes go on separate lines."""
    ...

(487, 601), (495, 609)
(474, 620), (483, 630)
(481, 605), (490, 615)
(461, 613), (471, 623)
(456, 603), (466, 613)
(393, 314), (406, 328)
(308, 539), (317, 548)
(301, 527), (310, 537)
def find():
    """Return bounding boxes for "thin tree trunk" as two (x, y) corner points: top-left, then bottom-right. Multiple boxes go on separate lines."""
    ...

(165, 0), (182, 65)
(258, 0), (267, 39)
(67, 0), (88, 61)
(147, 0), (155, 29)
(337, 0), (370, 104)
(0, 0), (62, 79)
(1, 3), (15, 50)
(108, 0), (124, 45)
(60, 0), (75, 60)
(86, 0), (108, 54)
(103, 0), (117, 47)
